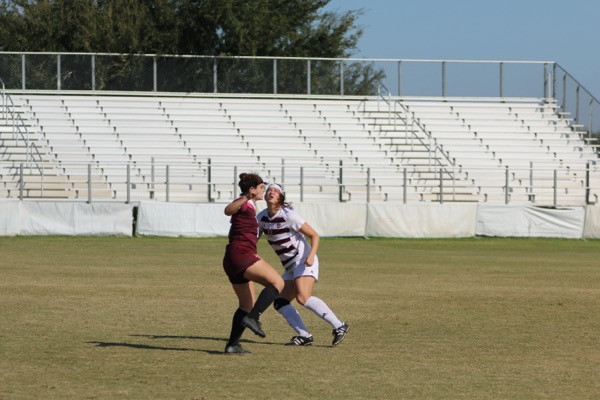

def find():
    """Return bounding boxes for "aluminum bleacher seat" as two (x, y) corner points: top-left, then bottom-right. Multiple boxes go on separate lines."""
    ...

(6, 93), (596, 204)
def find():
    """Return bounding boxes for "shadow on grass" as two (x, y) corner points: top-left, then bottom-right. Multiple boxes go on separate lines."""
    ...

(130, 333), (284, 346)
(87, 341), (222, 354)
(130, 334), (228, 341)
(87, 333), (286, 355)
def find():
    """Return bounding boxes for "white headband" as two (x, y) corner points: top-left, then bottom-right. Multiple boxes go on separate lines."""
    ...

(267, 183), (285, 196)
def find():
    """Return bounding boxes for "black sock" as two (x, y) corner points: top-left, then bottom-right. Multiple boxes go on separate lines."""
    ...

(226, 308), (248, 347)
(248, 284), (279, 320)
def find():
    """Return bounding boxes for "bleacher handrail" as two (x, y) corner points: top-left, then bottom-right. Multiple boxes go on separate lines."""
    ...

(553, 63), (600, 136)
(375, 84), (455, 168)
(0, 78), (44, 175)
(554, 63), (600, 106)
(1, 78), (4, 120)
(1, 158), (598, 206)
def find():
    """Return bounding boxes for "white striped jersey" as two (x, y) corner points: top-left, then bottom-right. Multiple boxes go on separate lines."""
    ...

(256, 207), (309, 270)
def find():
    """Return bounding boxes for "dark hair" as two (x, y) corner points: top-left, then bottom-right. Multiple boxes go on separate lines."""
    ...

(238, 173), (264, 195)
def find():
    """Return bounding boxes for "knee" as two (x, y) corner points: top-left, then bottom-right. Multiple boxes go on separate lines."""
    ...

(274, 279), (285, 293)
(273, 297), (291, 311)
(267, 275), (284, 293)
(296, 294), (310, 306)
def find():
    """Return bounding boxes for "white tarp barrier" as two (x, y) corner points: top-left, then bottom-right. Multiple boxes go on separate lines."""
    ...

(136, 201), (231, 237)
(293, 203), (367, 237)
(15, 202), (132, 236)
(137, 201), (366, 237)
(0, 200), (21, 235)
(366, 203), (478, 238)
(3, 201), (596, 238)
(583, 206), (600, 239)
(476, 204), (585, 238)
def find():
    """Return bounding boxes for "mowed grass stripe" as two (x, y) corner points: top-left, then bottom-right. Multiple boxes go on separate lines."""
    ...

(0, 237), (599, 399)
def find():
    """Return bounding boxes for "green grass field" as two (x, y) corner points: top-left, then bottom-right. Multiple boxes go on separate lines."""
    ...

(1, 236), (599, 400)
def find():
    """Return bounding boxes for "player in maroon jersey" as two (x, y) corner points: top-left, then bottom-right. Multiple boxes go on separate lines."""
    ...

(222, 173), (284, 354)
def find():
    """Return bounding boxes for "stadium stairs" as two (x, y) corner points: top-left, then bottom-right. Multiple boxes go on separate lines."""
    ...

(0, 100), (76, 199)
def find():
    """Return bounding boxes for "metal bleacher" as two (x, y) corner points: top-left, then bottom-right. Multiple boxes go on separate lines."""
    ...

(357, 97), (599, 204)
(1, 93), (598, 205)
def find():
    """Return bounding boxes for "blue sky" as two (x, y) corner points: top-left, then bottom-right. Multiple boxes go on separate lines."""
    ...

(325, 0), (600, 97)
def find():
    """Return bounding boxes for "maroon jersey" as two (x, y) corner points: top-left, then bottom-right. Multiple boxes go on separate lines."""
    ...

(223, 198), (261, 284)
(227, 198), (259, 247)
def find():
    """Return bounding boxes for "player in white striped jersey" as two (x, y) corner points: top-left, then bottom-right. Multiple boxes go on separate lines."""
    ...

(257, 183), (349, 346)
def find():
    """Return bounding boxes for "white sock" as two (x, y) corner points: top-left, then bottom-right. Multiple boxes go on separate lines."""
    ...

(304, 296), (343, 329)
(278, 304), (312, 337)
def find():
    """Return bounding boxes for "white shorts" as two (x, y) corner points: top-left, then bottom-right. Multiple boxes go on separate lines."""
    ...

(281, 255), (319, 281)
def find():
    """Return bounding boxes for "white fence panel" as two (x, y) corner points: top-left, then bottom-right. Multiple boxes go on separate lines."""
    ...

(15, 202), (132, 236)
(476, 204), (585, 238)
(366, 203), (478, 238)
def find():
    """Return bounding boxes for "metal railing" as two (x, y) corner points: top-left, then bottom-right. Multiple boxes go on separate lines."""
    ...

(1, 159), (598, 206)
(0, 78), (5, 120)
(0, 78), (44, 175)
(1, 52), (596, 138)
(374, 84), (455, 167)
(553, 63), (600, 140)
(367, 84), (465, 203)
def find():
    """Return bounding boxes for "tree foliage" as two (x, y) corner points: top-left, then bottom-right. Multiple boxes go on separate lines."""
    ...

(0, 0), (384, 94)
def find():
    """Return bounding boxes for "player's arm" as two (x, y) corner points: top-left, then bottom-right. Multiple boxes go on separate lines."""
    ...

(299, 222), (319, 266)
(224, 194), (250, 216)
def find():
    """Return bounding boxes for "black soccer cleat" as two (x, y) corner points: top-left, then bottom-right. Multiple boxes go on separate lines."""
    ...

(332, 322), (349, 346)
(241, 315), (266, 338)
(285, 335), (314, 346)
(224, 343), (251, 355)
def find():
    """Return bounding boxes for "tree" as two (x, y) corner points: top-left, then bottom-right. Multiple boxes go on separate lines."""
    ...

(0, 0), (99, 52)
(0, 0), (384, 94)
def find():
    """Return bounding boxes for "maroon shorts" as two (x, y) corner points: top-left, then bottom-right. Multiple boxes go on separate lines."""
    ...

(222, 243), (261, 284)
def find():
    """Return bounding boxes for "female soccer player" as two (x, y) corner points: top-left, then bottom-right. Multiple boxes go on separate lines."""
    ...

(257, 183), (349, 347)
(222, 173), (284, 354)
